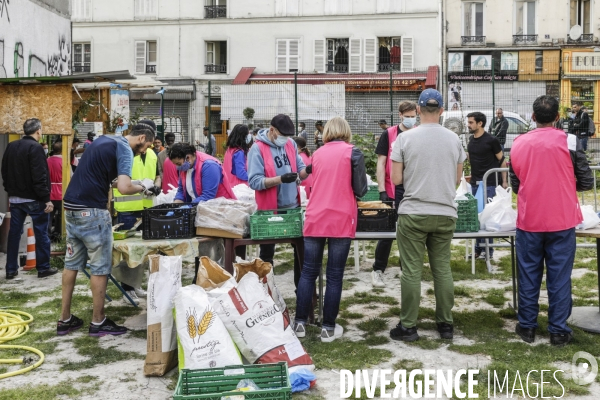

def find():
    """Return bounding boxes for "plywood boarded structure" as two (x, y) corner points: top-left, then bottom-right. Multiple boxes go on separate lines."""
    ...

(0, 85), (73, 135)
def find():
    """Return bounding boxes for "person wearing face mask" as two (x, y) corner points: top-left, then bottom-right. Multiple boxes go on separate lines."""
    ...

(247, 114), (311, 288)
(170, 143), (236, 204)
(293, 136), (313, 199)
(223, 124), (251, 187)
(42, 142), (49, 157)
(371, 101), (418, 288)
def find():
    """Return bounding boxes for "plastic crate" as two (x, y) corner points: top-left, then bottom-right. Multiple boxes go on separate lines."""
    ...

(359, 185), (380, 201)
(356, 201), (397, 232)
(250, 209), (303, 240)
(455, 193), (480, 233)
(173, 362), (291, 400)
(142, 203), (197, 240)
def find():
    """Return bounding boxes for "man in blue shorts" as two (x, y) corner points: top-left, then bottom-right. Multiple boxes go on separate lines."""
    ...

(58, 123), (155, 337)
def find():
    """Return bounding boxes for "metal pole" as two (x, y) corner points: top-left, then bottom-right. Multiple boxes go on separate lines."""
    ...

(389, 70), (394, 126)
(160, 86), (165, 142)
(207, 81), (212, 154)
(492, 61), (496, 126)
(294, 72), (299, 133)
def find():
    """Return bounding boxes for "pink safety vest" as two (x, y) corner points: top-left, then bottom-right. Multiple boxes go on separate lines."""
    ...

(180, 151), (237, 201)
(162, 157), (179, 193)
(303, 141), (357, 238)
(47, 156), (63, 201)
(299, 152), (312, 199)
(223, 147), (248, 187)
(511, 127), (582, 232)
(255, 140), (300, 210)
(385, 126), (399, 199)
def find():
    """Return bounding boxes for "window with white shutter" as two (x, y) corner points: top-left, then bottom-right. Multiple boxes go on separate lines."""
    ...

(313, 39), (326, 73)
(135, 41), (147, 74)
(276, 40), (300, 73)
(72, 0), (91, 21)
(364, 38), (377, 73)
(349, 39), (361, 73)
(401, 36), (414, 72)
(276, 0), (299, 16)
(134, 0), (158, 20)
(324, 0), (351, 15)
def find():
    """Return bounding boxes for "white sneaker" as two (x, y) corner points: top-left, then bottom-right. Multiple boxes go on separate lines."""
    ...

(371, 270), (385, 288)
(134, 287), (147, 298)
(293, 322), (306, 338)
(123, 290), (140, 305)
(321, 324), (343, 343)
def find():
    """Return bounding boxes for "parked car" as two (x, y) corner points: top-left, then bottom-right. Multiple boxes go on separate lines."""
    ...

(440, 110), (530, 151)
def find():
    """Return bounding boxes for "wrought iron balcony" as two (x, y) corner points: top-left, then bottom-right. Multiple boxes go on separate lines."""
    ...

(146, 64), (157, 74)
(205, 64), (227, 74)
(567, 33), (595, 44)
(204, 5), (226, 18)
(72, 65), (90, 73)
(327, 64), (349, 73)
(513, 34), (538, 45)
(461, 36), (486, 46)
(378, 63), (401, 72)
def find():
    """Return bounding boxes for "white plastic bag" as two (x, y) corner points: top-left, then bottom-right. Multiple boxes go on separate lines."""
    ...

(195, 198), (257, 237)
(144, 255), (182, 376)
(479, 186), (517, 232)
(455, 175), (470, 200)
(173, 285), (241, 370)
(232, 184), (256, 203)
(577, 205), (600, 230)
(299, 186), (308, 207)
(154, 184), (178, 206)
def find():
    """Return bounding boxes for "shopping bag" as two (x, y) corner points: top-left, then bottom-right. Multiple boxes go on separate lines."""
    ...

(576, 205), (600, 230)
(479, 186), (516, 232)
(474, 181), (485, 213)
(455, 175), (469, 200)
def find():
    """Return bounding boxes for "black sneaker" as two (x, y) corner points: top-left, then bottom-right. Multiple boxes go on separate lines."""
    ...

(515, 323), (536, 343)
(390, 322), (419, 342)
(468, 251), (482, 260)
(550, 332), (574, 347)
(437, 322), (454, 339)
(89, 317), (128, 337)
(57, 314), (84, 336)
(6, 270), (18, 280)
(38, 267), (59, 278)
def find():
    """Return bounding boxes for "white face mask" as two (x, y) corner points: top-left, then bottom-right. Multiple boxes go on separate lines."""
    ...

(402, 117), (417, 129)
(274, 135), (288, 147)
(44, 149), (48, 155)
(246, 133), (253, 144)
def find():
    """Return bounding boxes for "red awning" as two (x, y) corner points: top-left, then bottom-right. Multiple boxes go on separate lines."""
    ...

(232, 67), (256, 85)
(425, 66), (439, 89)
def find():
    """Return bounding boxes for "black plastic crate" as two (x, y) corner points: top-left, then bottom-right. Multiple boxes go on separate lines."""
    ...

(356, 201), (397, 232)
(142, 203), (197, 240)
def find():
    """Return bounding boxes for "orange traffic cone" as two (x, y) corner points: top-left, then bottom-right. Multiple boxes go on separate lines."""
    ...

(23, 228), (36, 271)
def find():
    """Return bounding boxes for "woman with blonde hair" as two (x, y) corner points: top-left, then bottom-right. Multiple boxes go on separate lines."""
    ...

(293, 117), (368, 342)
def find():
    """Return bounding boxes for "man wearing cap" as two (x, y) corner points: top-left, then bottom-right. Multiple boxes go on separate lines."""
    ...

(84, 132), (95, 149)
(197, 127), (216, 156)
(389, 89), (466, 342)
(314, 121), (324, 149)
(248, 114), (311, 288)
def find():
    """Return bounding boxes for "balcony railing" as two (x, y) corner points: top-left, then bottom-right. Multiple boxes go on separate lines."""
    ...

(567, 33), (595, 44)
(327, 64), (349, 73)
(513, 34), (538, 45)
(205, 64), (227, 74)
(204, 5), (226, 18)
(461, 36), (486, 46)
(146, 64), (157, 74)
(72, 64), (90, 73)
(378, 63), (401, 72)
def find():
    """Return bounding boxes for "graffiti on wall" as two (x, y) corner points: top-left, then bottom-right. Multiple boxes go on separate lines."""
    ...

(0, 0), (9, 23)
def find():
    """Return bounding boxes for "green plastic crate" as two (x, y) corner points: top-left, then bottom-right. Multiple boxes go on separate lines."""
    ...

(173, 363), (291, 400)
(359, 185), (380, 201)
(250, 209), (303, 240)
(455, 193), (480, 232)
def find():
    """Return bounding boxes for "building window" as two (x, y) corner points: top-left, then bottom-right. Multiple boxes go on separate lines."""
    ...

(324, 0), (351, 15)
(571, 0), (591, 34)
(72, 43), (91, 73)
(276, 39), (300, 73)
(275, 0), (299, 16)
(516, 1), (536, 35)
(205, 41), (227, 74)
(135, 40), (157, 74)
(326, 38), (349, 73)
(535, 50), (543, 73)
(205, 0), (227, 18)
(463, 2), (484, 37)
(134, 0), (158, 20)
(377, 37), (401, 72)
(72, 0), (91, 21)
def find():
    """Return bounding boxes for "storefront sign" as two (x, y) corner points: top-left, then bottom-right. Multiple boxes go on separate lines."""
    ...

(570, 52), (600, 72)
(250, 79), (420, 87)
(110, 89), (130, 133)
(448, 74), (518, 82)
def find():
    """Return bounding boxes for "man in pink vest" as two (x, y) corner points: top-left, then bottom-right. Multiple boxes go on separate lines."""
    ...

(510, 95), (593, 346)
(247, 114), (311, 288)
(372, 101), (418, 288)
(47, 141), (64, 242)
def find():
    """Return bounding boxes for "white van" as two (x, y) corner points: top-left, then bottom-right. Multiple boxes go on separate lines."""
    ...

(440, 110), (530, 151)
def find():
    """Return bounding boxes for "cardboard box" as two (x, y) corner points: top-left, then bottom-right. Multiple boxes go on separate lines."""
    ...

(196, 227), (244, 239)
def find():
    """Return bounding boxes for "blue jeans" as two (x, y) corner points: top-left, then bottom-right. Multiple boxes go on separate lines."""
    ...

(580, 137), (588, 151)
(6, 201), (51, 275)
(516, 228), (575, 334)
(295, 237), (351, 329)
(64, 209), (113, 276)
(117, 211), (143, 231)
(471, 184), (496, 256)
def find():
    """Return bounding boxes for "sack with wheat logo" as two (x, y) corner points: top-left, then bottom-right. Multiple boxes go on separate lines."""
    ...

(144, 255), (182, 376)
(173, 285), (241, 370)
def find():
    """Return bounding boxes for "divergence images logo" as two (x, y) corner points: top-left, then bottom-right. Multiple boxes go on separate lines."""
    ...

(572, 351), (598, 386)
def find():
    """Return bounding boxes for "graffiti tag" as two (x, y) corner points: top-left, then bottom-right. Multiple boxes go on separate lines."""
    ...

(0, 0), (9, 23)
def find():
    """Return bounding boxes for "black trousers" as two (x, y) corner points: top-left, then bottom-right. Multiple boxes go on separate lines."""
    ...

(373, 184), (404, 272)
(259, 243), (301, 289)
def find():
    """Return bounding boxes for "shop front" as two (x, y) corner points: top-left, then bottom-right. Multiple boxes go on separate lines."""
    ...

(560, 49), (600, 127)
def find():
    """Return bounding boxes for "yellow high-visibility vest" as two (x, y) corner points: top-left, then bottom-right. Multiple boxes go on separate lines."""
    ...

(113, 150), (157, 212)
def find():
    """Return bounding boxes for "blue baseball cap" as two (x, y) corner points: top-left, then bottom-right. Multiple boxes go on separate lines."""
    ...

(418, 89), (444, 108)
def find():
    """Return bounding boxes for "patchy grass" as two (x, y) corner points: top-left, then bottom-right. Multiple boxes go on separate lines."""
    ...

(340, 292), (398, 311)
(342, 280), (355, 290)
(0, 380), (99, 400)
(356, 318), (388, 335)
(454, 285), (472, 297)
(404, 336), (443, 350)
(301, 338), (392, 371)
(379, 306), (401, 319)
(361, 335), (390, 346)
(129, 330), (147, 339)
(339, 311), (364, 320)
(484, 289), (507, 308)
(61, 336), (144, 371)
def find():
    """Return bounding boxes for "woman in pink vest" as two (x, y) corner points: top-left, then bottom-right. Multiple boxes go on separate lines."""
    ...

(169, 143), (236, 204)
(293, 136), (313, 199)
(47, 141), (64, 242)
(223, 124), (251, 187)
(293, 117), (368, 342)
